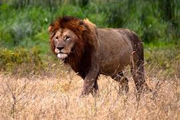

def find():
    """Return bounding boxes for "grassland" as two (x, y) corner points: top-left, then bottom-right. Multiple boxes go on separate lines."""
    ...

(0, 68), (180, 120)
(0, 47), (180, 120)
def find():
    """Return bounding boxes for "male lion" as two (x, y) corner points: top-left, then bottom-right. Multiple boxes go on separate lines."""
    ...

(48, 16), (150, 97)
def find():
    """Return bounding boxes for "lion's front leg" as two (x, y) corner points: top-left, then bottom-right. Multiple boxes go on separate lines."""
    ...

(81, 78), (98, 96)
(81, 68), (99, 97)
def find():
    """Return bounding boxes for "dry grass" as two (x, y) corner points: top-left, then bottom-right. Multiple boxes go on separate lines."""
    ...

(0, 63), (180, 120)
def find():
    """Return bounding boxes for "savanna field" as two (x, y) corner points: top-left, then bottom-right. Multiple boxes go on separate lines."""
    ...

(0, 0), (180, 120)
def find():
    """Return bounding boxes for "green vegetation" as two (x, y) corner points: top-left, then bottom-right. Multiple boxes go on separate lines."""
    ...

(0, 47), (43, 74)
(0, 0), (180, 74)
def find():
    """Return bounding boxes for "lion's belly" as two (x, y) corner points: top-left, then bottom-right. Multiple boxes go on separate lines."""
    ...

(99, 49), (132, 76)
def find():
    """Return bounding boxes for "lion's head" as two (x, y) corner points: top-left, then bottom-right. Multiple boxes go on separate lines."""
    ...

(48, 16), (97, 74)
(49, 28), (78, 60)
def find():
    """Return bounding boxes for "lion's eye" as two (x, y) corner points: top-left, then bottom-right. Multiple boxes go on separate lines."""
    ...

(64, 36), (71, 41)
(54, 37), (58, 42)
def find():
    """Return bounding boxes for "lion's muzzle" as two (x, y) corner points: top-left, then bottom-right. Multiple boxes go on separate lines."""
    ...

(55, 47), (68, 60)
(55, 48), (61, 54)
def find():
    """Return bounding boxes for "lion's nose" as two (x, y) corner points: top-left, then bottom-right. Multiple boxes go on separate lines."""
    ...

(56, 46), (64, 51)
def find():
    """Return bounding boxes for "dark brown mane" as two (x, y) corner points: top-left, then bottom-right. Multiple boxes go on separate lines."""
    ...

(49, 16), (96, 78)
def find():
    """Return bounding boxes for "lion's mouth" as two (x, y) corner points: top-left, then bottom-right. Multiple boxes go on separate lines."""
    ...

(57, 53), (68, 60)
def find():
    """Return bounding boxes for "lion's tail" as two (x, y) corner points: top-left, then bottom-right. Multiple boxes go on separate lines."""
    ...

(129, 31), (144, 70)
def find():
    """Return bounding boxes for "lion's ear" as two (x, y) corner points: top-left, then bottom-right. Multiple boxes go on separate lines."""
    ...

(48, 26), (55, 37)
(78, 21), (87, 32)
(48, 26), (53, 32)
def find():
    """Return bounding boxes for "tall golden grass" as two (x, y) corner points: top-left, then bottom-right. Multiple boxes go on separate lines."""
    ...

(0, 61), (179, 120)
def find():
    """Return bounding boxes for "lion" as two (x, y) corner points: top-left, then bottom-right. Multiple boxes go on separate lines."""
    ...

(48, 16), (150, 98)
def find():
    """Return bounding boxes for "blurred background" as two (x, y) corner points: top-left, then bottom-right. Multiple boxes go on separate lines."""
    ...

(0, 0), (180, 75)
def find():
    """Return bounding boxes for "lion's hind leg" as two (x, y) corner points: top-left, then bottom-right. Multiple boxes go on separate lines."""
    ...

(131, 51), (151, 100)
(111, 71), (129, 95)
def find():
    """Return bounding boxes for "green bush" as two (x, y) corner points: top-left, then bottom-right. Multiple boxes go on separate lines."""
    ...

(0, 47), (43, 74)
(145, 45), (180, 76)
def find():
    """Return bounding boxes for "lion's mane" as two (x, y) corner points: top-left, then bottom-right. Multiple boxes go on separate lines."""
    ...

(49, 16), (98, 78)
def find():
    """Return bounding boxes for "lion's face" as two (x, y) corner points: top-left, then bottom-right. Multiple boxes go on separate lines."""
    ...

(52, 28), (78, 60)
